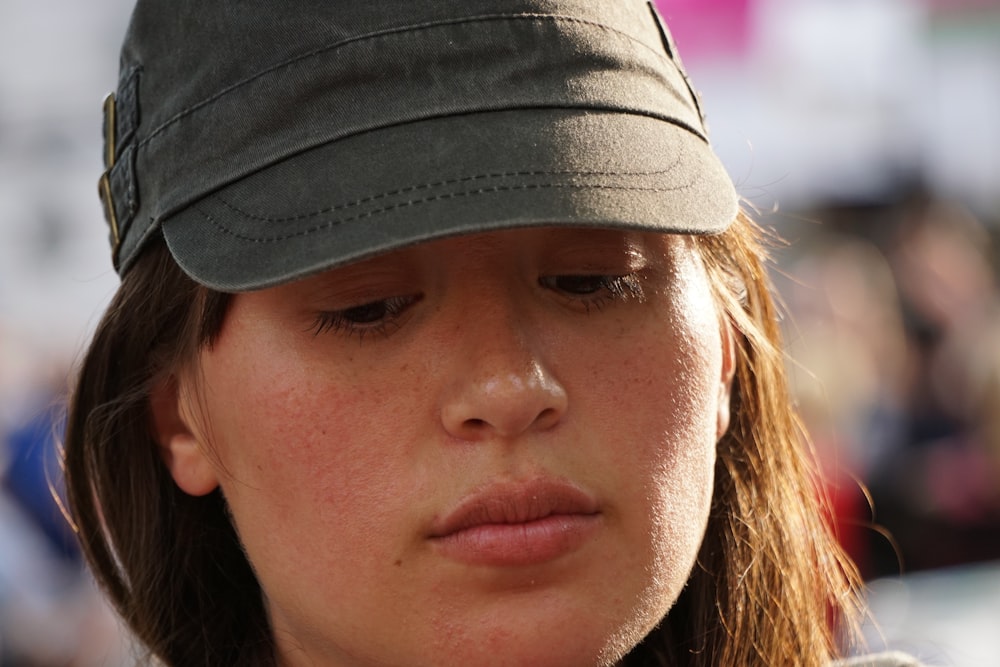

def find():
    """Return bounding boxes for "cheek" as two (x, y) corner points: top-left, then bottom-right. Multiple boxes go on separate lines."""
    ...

(589, 271), (722, 595)
(197, 342), (416, 569)
(628, 338), (718, 540)
(586, 276), (722, 468)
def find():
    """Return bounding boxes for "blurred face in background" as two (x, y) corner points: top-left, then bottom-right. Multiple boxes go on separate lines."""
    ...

(156, 227), (735, 666)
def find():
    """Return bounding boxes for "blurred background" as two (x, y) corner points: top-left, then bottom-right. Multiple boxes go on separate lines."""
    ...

(1, 0), (998, 664)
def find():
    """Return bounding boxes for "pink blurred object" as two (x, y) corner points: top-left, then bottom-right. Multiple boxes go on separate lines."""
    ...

(653, 0), (753, 60)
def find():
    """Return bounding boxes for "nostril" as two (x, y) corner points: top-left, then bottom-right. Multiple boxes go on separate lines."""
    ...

(536, 408), (560, 429)
(463, 418), (488, 431)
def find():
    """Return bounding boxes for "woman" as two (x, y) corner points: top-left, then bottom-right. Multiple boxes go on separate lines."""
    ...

(66, 1), (912, 665)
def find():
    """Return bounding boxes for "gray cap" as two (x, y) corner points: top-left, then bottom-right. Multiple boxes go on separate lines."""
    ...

(98, 0), (738, 291)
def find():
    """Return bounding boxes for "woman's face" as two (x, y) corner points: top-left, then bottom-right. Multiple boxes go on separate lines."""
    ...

(159, 228), (734, 667)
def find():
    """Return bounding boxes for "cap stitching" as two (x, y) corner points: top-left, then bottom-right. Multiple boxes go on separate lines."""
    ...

(138, 13), (669, 150)
(194, 178), (696, 245)
(214, 160), (684, 224)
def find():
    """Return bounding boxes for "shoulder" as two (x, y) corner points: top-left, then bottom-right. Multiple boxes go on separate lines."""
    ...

(831, 651), (926, 667)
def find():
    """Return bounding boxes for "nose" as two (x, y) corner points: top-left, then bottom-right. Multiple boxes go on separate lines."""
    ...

(439, 302), (568, 442)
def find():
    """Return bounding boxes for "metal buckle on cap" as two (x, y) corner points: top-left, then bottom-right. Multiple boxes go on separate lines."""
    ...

(98, 92), (121, 261)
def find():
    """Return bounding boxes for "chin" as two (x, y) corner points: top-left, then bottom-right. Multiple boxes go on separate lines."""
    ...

(417, 602), (663, 667)
(426, 641), (628, 667)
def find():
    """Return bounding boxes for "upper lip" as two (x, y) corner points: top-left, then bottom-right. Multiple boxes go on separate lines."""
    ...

(427, 478), (600, 538)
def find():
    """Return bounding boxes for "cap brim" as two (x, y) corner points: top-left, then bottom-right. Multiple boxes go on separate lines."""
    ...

(163, 109), (737, 292)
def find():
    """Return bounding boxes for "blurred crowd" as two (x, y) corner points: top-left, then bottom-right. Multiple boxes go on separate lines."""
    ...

(0, 377), (130, 666)
(777, 185), (1000, 580)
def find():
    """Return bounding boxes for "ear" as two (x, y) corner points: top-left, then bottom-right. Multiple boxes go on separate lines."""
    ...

(149, 374), (220, 496)
(716, 319), (737, 439)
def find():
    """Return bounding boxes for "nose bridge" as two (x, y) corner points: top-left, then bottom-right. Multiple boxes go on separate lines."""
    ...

(466, 287), (534, 372)
(439, 281), (567, 441)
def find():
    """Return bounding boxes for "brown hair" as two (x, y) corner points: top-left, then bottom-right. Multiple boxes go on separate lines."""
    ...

(642, 213), (863, 665)
(64, 245), (271, 665)
(64, 212), (862, 666)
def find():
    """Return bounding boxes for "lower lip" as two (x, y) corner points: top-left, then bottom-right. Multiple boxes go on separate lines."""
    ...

(430, 514), (601, 567)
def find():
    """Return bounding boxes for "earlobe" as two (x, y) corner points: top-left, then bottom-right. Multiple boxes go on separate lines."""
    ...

(716, 320), (737, 439)
(149, 375), (220, 497)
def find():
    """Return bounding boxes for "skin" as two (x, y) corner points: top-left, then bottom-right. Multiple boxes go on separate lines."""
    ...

(154, 227), (734, 667)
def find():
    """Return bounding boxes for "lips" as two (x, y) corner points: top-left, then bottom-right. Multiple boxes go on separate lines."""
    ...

(428, 479), (602, 567)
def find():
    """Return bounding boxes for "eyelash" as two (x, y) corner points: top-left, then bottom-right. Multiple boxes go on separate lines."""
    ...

(308, 273), (644, 340)
(539, 273), (645, 311)
(309, 295), (421, 340)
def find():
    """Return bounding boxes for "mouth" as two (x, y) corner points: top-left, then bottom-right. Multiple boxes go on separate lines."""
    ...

(427, 478), (602, 567)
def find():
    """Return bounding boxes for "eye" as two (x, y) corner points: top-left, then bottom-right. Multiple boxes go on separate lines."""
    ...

(546, 275), (611, 295)
(309, 294), (421, 340)
(340, 301), (396, 324)
(539, 274), (644, 310)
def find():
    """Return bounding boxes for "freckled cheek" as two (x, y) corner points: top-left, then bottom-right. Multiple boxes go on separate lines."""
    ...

(206, 365), (408, 542)
(587, 303), (720, 511)
(618, 350), (717, 495)
(618, 337), (718, 570)
(588, 321), (718, 442)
